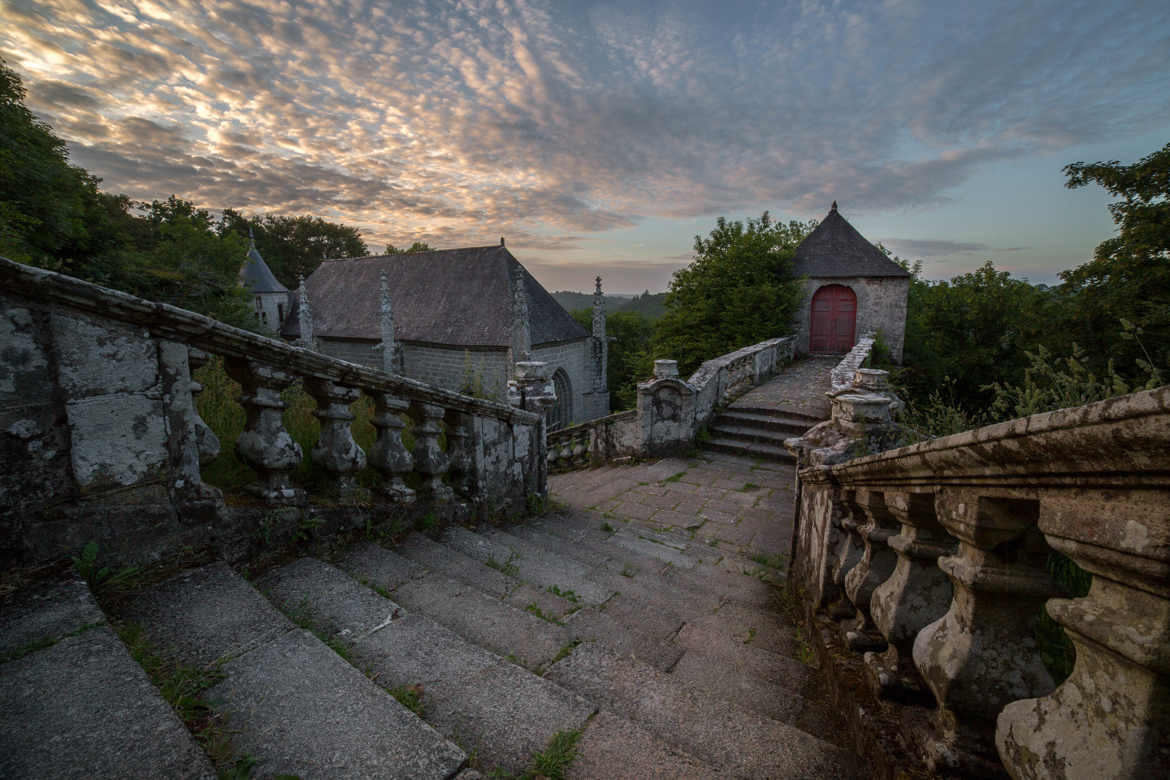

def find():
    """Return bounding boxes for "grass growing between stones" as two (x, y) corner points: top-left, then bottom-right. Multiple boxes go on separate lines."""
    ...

(115, 623), (241, 772)
(663, 471), (687, 483)
(524, 603), (565, 626)
(522, 729), (582, 780)
(388, 684), (425, 716)
(749, 552), (788, 570)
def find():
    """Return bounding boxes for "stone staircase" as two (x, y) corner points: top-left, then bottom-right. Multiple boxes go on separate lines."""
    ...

(701, 406), (821, 463)
(2, 514), (864, 779)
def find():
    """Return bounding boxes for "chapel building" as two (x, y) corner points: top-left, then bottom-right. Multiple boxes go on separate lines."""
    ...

(280, 242), (609, 429)
(791, 202), (910, 362)
(239, 237), (289, 333)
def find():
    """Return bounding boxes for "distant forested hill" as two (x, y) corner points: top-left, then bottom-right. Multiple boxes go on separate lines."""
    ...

(551, 290), (667, 321)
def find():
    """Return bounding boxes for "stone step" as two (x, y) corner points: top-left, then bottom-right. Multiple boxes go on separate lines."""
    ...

(257, 557), (594, 774)
(0, 580), (215, 779)
(712, 409), (815, 435)
(702, 436), (795, 463)
(442, 526), (616, 604)
(335, 544), (570, 672)
(726, 405), (823, 424)
(547, 642), (863, 779)
(120, 561), (466, 779)
(569, 710), (719, 779)
(709, 421), (798, 448)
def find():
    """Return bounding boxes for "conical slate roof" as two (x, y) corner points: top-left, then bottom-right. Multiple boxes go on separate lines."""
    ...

(792, 203), (909, 279)
(280, 245), (587, 348)
(240, 242), (288, 293)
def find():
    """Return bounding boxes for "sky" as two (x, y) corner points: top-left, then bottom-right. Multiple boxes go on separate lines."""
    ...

(2, 0), (1168, 293)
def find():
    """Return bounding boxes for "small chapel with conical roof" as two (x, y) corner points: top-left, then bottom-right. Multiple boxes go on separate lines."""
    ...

(238, 233), (289, 333)
(791, 202), (910, 361)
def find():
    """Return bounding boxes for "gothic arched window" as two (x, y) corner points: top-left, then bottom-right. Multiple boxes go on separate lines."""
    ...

(547, 368), (572, 431)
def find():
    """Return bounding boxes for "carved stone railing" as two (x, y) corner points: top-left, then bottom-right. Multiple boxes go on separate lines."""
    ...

(546, 335), (796, 469)
(789, 383), (1170, 778)
(0, 256), (546, 571)
(830, 335), (876, 391)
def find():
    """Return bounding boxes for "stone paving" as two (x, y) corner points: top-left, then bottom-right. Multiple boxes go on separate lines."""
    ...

(730, 355), (837, 419)
(550, 451), (796, 563)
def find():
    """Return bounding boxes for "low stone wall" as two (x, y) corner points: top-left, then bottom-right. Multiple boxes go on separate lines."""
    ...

(829, 335), (875, 391)
(0, 256), (547, 574)
(546, 335), (796, 467)
(787, 381), (1170, 779)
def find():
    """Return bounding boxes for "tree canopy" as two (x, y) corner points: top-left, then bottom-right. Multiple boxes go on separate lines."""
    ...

(653, 212), (813, 375)
(384, 241), (434, 255)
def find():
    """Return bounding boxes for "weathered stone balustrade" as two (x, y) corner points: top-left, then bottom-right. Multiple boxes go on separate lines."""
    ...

(0, 256), (546, 571)
(789, 380), (1170, 778)
(546, 335), (796, 469)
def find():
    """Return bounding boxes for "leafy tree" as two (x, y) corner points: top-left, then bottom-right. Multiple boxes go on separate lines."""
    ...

(384, 241), (434, 255)
(653, 212), (813, 375)
(1058, 142), (1170, 374)
(0, 57), (109, 273)
(220, 211), (368, 287)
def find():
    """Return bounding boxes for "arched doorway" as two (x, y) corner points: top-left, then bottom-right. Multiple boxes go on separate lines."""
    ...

(547, 368), (572, 431)
(809, 284), (856, 353)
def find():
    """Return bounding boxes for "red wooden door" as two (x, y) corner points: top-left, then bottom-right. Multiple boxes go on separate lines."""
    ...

(809, 285), (856, 353)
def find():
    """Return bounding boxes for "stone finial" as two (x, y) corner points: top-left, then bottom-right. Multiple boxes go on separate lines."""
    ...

(510, 262), (532, 370)
(591, 275), (607, 393)
(500, 236), (505, 247)
(594, 276), (602, 296)
(831, 200), (838, 212)
(653, 359), (679, 380)
(375, 270), (401, 373)
(296, 274), (316, 351)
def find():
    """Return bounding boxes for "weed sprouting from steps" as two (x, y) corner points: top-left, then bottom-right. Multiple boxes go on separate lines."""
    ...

(115, 623), (241, 772)
(549, 639), (581, 666)
(663, 471), (687, 483)
(599, 522), (615, 533)
(744, 627), (757, 645)
(485, 550), (519, 577)
(71, 541), (141, 591)
(794, 628), (817, 667)
(415, 512), (438, 534)
(749, 552), (788, 570)
(739, 482), (761, 491)
(509, 729), (581, 780)
(220, 755), (259, 779)
(546, 585), (580, 603)
(281, 599), (355, 664)
(524, 603), (565, 626)
(389, 684), (425, 716)
(358, 577), (393, 601)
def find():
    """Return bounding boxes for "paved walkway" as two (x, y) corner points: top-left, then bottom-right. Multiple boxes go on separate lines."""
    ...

(550, 452), (795, 563)
(731, 355), (837, 419)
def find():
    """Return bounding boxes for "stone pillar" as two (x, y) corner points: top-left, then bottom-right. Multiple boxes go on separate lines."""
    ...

(186, 348), (220, 465)
(374, 271), (402, 374)
(296, 274), (316, 351)
(366, 391), (414, 502)
(842, 488), (899, 650)
(912, 490), (1058, 773)
(304, 377), (367, 500)
(868, 490), (955, 699)
(507, 360), (555, 499)
(411, 402), (452, 502)
(591, 275), (608, 397)
(157, 340), (221, 501)
(636, 361), (696, 456)
(225, 357), (304, 502)
(997, 492), (1170, 779)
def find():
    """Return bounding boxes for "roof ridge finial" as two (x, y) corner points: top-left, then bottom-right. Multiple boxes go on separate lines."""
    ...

(830, 200), (838, 212)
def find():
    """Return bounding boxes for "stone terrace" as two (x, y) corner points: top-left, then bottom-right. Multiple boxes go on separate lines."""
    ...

(729, 354), (836, 419)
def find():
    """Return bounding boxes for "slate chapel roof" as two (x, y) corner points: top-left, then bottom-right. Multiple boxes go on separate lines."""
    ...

(239, 241), (288, 294)
(280, 245), (588, 348)
(792, 203), (910, 279)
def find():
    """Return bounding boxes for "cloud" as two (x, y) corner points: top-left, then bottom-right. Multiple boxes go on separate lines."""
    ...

(1, 0), (1165, 280)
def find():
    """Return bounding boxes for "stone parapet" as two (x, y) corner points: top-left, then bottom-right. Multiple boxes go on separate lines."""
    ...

(0, 255), (546, 574)
(788, 383), (1170, 778)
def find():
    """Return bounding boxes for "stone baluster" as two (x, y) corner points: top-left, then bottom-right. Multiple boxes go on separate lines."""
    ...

(572, 429), (589, 468)
(867, 491), (955, 699)
(411, 402), (453, 502)
(304, 377), (367, 500)
(445, 411), (477, 500)
(997, 492), (1170, 779)
(842, 488), (899, 650)
(224, 357), (303, 502)
(186, 348), (220, 465)
(366, 392), (415, 502)
(912, 490), (1058, 774)
(827, 488), (866, 618)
